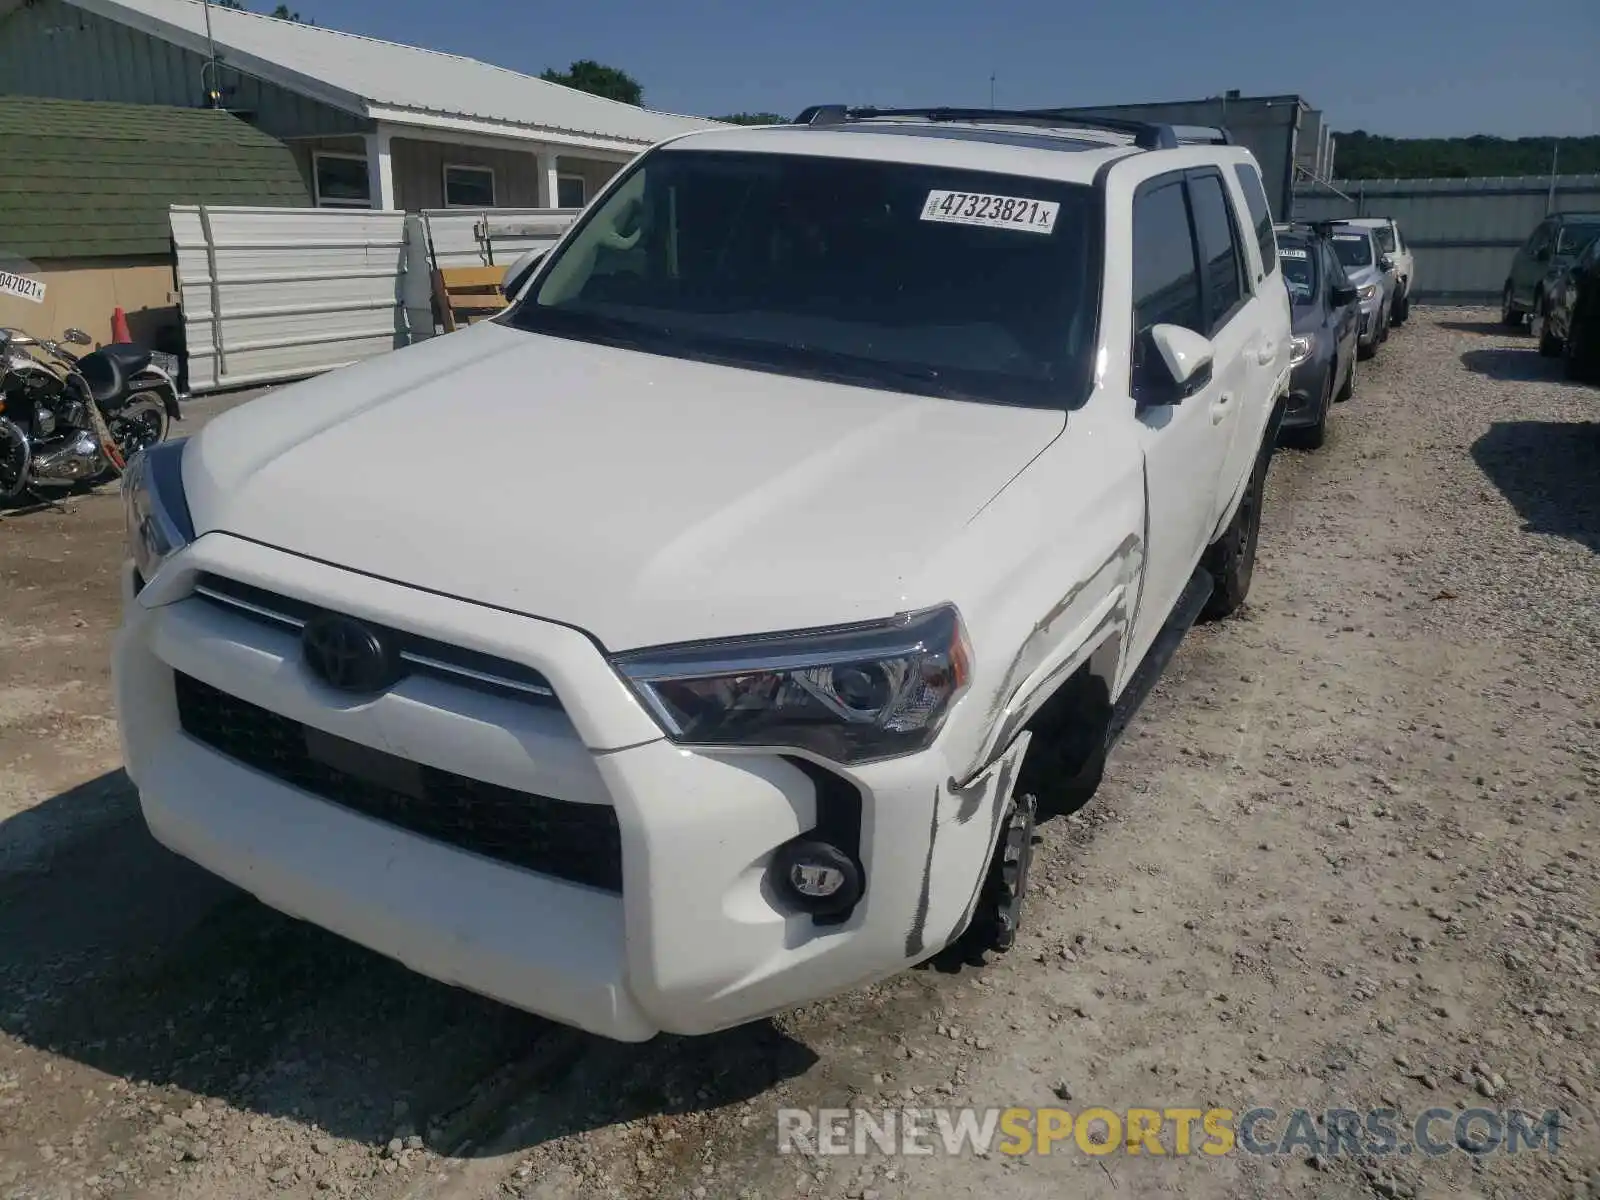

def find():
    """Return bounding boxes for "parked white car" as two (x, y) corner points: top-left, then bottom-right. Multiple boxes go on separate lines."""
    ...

(115, 107), (1290, 1041)
(1341, 217), (1414, 324)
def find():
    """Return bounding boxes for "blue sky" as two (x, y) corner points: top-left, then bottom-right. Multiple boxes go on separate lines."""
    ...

(295, 0), (1596, 138)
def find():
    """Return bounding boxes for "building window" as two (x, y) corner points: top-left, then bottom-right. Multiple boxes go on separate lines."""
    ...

(313, 152), (370, 207)
(444, 164), (497, 208)
(556, 174), (587, 209)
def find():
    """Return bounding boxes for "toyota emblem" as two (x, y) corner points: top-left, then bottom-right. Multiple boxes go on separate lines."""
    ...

(301, 613), (400, 693)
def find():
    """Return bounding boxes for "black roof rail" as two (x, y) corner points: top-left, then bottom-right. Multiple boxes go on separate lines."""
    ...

(1172, 124), (1233, 145)
(787, 104), (1185, 150)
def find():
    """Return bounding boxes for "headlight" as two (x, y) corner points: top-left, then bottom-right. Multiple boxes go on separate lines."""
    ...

(1358, 283), (1379, 303)
(1288, 334), (1315, 366)
(612, 605), (971, 764)
(122, 439), (194, 587)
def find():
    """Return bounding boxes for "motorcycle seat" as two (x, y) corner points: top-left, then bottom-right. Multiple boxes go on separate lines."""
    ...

(78, 344), (151, 403)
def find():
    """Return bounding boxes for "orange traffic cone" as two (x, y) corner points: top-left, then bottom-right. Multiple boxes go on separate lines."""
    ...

(110, 306), (132, 344)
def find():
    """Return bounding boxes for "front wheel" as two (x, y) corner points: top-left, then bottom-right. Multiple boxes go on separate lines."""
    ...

(1392, 287), (1410, 325)
(1501, 285), (1524, 329)
(1336, 345), (1357, 401)
(1534, 301), (1562, 357)
(0, 417), (31, 502)
(1200, 436), (1271, 621)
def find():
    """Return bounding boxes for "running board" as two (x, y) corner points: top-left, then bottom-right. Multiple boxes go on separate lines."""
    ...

(1106, 566), (1212, 747)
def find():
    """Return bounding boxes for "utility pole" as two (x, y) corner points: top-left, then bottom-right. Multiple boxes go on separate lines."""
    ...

(200, 0), (221, 107)
(989, 72), (996, 108)
(1547, 142), (1560, 214)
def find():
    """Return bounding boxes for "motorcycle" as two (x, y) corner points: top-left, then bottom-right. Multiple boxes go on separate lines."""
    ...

(0, 326), (183, 502)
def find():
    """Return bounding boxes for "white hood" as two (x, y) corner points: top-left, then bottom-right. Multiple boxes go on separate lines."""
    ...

(184, 323), (1064, 650)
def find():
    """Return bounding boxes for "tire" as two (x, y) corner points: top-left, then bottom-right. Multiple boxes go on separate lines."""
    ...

(1501, 284), (1524, 329)
(108, 394), (170, 460)
(1392, 287), (1410, 325)
(1284, 370), (1331, 451)
(1534, 299), (1562, 357)
(1200, 434), (1271, 622)
(1378, 306), (1391, 343)
(1336, 346), (1356, 401)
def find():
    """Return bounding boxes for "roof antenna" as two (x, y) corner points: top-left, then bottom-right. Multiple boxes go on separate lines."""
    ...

(199, 0), (222, 108)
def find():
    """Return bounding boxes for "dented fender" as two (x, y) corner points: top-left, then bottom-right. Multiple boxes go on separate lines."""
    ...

(905, 731), (1031, 959)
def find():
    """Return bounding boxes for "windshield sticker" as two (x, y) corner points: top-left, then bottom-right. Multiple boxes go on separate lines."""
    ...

(1278, 247), (1309, 259)
(1332, 234), (1364, 242)
(921, 190), (1059, 234)
(0, 270), (46, 303)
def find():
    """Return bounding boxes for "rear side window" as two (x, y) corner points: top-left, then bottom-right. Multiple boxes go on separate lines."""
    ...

(1131, 178), (1203, 337)
(1232, 164), (1277, 278)
(1188, 172), (1248, 333)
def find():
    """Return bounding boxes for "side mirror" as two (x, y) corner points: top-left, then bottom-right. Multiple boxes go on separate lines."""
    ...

(1534, 246), (1551, 263)
(1141, 324), (1214, 404)
(501, 250), (545, 298)
(1331, 283), (1358, 307)
(1377, 254), (1395, 272)
(62, 327), (92, 345)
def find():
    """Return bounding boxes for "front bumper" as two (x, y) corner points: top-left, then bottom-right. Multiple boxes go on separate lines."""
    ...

(114, 534), (1019, 1041)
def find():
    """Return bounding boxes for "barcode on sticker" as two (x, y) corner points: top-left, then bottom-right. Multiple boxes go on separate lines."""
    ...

(922, 190), (1059, 234)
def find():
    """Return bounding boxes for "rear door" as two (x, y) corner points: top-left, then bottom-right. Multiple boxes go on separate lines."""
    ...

(1191, 167), (1276, 534)
(1124, 172), (1237, 675)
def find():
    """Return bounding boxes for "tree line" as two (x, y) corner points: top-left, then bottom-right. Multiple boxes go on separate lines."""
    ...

(1331, 131), (1600, 180)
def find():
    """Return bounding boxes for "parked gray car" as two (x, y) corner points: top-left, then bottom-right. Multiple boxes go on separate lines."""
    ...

(1329, 224), (1398, 358)
(1501, 212), (1600, 329)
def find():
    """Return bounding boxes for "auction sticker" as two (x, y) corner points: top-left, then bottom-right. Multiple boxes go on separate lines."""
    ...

(922, 190), (1059, 234)
(1279, 247), (1309, 259)
(0, 270), (46, 303)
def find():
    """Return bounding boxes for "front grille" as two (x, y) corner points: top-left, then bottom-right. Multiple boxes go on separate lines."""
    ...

(173, 672), (622, 892)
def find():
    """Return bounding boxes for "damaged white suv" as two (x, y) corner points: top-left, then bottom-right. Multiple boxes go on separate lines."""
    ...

(116, 107), (1290, 1041)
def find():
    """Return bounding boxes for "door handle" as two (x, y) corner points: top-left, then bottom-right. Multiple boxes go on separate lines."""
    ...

(1210, 392), (1233, 424)
(1255, 342), (1277, 366)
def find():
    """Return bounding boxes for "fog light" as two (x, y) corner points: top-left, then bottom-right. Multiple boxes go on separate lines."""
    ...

(771, 839), (863, 917)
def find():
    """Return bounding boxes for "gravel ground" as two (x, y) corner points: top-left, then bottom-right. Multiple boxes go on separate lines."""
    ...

(0, 313), (1596, 1200)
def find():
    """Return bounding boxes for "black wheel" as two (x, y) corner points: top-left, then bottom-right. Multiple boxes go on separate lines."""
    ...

(1336, 346), (1356, 401)
(1392, 288), (1410, 325)
(1534, 300), (1562, 357)
(1378, 305), (1391, 343)
(1200, 436), (1270, 622)
(108, 395), (169, 461)
(1501, 284), (1524, 329)
(949, 791), (1037, 963)
(0, 417), (31, 503)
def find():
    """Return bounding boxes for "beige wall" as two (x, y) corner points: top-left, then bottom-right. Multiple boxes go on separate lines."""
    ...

(289, 135), (626, 212)
(0, 258), (177, 349)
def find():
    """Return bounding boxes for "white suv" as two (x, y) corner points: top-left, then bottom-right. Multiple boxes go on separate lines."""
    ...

(116, 107), (1290, 1041)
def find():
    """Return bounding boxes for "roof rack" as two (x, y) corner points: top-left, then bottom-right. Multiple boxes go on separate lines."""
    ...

(790, 105), (1233, 151)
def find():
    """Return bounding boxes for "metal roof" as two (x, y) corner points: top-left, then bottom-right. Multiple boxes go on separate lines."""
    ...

(59, 0), (722, 150)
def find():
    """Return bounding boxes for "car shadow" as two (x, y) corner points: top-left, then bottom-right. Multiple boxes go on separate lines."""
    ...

(0, 770), (818, 1161)
(1471, 420), (1600, 554)
(1459, 347), (1581, 384)
(1436, 319), (1520, 336)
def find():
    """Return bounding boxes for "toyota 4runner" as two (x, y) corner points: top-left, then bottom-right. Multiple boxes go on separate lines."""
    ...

(115, 106), (1290, 1041)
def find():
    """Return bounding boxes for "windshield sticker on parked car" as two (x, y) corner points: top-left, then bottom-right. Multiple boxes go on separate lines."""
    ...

(921, 190), (1059, 234)
(1332, 234), (1364, 242)
(1278, 247), (1309, 259)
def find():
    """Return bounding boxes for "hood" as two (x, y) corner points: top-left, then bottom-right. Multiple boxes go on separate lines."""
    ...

(185, 323), (1065, 650)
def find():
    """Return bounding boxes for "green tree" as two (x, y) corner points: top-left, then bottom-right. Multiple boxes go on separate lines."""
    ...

(269, 3), (313, 21)
(540, 60), (643, 106)
(1332, 131), (1600, 180)
(714, 112), (788, 126)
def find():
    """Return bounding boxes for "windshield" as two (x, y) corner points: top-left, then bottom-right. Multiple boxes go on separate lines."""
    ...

(1278, 241), (1317, 304)
(1556, 223), (1600, 256)
(1331, 232), (1374, 268)
(1373, 225), (1396, 253)
(510, 148), (1100, 407)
